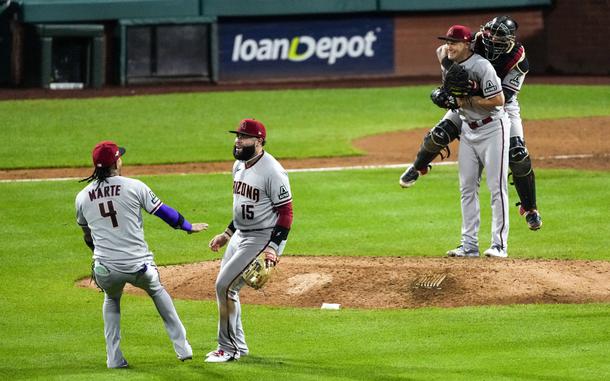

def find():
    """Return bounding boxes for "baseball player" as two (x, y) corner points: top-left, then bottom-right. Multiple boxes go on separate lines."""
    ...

(423, 25), (510, 258)
(75, 140), (208, 368)
(206, 118), (293, 363)
(473, 16), (542, 230)
(399, 16), (541, 231)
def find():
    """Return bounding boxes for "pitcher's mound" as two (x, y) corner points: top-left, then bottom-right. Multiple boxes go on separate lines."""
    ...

(78, 256), (610, 309)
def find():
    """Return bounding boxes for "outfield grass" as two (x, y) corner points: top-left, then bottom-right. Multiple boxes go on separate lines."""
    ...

(1, 167), (609, 380)
(1, 84), (609, 169)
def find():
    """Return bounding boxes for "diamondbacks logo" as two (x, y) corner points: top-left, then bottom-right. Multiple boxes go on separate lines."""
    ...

(149, 190), (159, 204)
(278, 185), (290, 200)
(484, 80), (498, 93)
(509, 73), (522, 87)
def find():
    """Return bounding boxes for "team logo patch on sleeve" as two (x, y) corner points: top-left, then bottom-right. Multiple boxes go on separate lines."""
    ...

(509, 74), (522, 87)
(278, 185), (290, 200)
(484, 80), (498, 93)
(149, 190), (159, 204)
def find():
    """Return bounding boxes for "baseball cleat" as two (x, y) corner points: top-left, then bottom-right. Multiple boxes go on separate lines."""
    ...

(178, 355), (193, 362)
(446, 245), (479, 258)
(399, 166), (420, 188)
(108, 359), (129, 369)
(484, 245), (508, 258)
(525, 210), (542, 231)
(205, 349), (239, 363)
(205, 349), (247, 357)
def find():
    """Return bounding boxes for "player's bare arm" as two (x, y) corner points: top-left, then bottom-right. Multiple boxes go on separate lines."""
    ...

(262, 247), (279, 267)
(460, 91), (504, 109)
(208, 233), (229, 252)
(81, 226), (94, 251)
(188, 223), (208, 234)
(209, 223), (234, 251)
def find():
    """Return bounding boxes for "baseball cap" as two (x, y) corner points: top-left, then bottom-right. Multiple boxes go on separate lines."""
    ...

(438, 25), (473, 42)
(229, 118), (266, 140)
(92, 140), (126, 168)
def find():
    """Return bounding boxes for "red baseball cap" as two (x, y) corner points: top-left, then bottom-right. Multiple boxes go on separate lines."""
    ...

(92, 140), (126, 168)
(229, 118), (266, 140)
(438, 25), (473, 42)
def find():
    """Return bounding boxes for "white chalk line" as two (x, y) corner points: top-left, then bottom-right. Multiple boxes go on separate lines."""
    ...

(0, 153), (606, 183)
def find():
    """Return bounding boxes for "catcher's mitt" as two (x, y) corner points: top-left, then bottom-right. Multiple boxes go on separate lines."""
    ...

(430, 87), (459, 110)
(443, 63), (476, 97)
(242, 252), (276, 290)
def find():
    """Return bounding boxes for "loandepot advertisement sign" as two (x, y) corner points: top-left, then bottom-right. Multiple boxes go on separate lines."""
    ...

(218, 17), (394, 80)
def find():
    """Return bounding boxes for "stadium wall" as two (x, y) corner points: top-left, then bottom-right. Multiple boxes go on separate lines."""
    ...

(0, 0), (607, 87)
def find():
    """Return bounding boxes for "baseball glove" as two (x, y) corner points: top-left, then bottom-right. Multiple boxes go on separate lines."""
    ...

(430, 87), (459, 110)
(443, 63), (476, 97)
(242, 252), (276, 290)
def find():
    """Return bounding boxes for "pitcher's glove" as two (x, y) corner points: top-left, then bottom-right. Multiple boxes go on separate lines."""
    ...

(443, 63), (477, 97)
(430, 87), (459, 110)
(242, 252), (277, 290)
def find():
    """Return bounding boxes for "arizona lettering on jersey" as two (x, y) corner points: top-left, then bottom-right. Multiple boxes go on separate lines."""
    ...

(231, 152), (292, 231)
(233, 181), (260, 202)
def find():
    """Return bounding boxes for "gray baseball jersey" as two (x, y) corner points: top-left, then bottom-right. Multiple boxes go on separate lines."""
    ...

(76, 176), (162, 273)
(231, 151), (292, 231)
(76, 175), (191, 367)
(446, 53), (506, 134)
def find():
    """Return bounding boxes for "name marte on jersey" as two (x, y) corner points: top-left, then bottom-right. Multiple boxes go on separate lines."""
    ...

(88, 185), (121, 201)
(233, 181), (260, 202)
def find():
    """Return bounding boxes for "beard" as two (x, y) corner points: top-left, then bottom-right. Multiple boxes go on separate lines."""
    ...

(233, 144), (256, 161)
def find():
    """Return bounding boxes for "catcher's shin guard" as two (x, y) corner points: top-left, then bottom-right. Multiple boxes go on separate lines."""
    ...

(414, 119), (460, 171)
(509, 137), (537, 211)
(513, 171), (537, 211)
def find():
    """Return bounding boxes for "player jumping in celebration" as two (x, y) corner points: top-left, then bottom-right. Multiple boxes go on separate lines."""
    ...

(474, 16), (541, 230)
(75, 141), (208, 368)
(407, 25), (510, 258)
(206, 119), (293, 363)
(399, 16), (541, 231)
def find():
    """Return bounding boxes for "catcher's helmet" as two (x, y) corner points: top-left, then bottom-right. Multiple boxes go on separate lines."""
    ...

(481, 16), (518, 61)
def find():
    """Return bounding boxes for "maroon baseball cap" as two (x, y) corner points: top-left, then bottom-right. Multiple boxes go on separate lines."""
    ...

(438, 25), (473, 42)
(92, 140), (125, 168)
(229, 118), (266, 140)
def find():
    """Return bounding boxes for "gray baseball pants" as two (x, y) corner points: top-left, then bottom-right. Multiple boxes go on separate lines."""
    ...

(458, 116), (510, 252)
(93, 261), (192, 368)
(214, 229), (286, 358)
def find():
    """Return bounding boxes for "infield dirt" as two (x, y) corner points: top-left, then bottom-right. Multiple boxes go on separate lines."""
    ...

(78, 257), (610, 309)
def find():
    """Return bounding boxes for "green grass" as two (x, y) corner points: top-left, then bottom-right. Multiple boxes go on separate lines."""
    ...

(1, 167), (609, 380)
(2, 83), (609, 380)
(1, 84), (608, 169)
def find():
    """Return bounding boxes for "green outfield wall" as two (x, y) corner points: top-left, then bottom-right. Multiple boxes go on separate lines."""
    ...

(1, 0), (605, 88)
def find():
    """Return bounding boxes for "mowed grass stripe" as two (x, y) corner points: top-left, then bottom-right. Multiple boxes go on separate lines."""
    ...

(1, 84), (609, 169)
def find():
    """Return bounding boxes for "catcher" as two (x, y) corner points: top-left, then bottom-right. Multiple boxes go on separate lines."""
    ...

(399, 16), (542, 231)
(206, 118), (293, 363)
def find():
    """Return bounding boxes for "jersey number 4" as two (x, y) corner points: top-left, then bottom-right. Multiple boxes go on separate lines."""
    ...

(99, 201), (118, 227)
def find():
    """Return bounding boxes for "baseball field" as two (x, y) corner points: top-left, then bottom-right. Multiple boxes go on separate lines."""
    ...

(1, 83), (609, 380)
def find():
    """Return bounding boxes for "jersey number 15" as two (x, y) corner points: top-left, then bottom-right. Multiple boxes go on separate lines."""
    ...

(241, 204), (254, 220)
